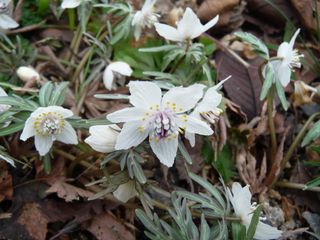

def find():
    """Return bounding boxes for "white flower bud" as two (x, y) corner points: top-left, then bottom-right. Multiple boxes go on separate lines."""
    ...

(16, 66), (40, 83)
(84, 124), (120, 153)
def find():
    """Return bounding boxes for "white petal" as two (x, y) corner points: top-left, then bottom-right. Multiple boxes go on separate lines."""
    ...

(85, 124), (120, 153)
(115, 121), (148, 150)
(176, 115), (213, 136)
(61, 0), (81, 8)
(141, 0), (156, 12)
(107, 107), (147, 123)
(113, 181), (137, 203)
(154, 22), (184, 42)
(198, 15), (219, 37)
(128, 81), (162, 109)
(254, 221), (283, 240)
(277, 64), (291, 87)
(177, 7), (202, 40)
(185, 131), (195, 147)
(150, 136), (178, 167)
(0, 14), (19, 29)
(108, 61), (133, 76)
(277, 42), (290, 59)
(228, 182), (252, 217)
(56, 121), (78, 145)
(162, 84), (205, 113)
(196, 87), (223, 113)
(16, 66), (40, 82)
(35, 135), (54, 156)
(289, 28), (300, 48)
(20, 116), (35, 141)
(0, 86), (10, 112)
(0, 87), (7, 97)
(31, 106), (74, 119)
(103, 67), (115, 90)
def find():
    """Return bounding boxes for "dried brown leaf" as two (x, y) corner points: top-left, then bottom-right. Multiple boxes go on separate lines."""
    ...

(17, 203), (48, 240)
(87, 213), (135, 240)
(0, 162), (13, 202)
(46, 177), (93, 202)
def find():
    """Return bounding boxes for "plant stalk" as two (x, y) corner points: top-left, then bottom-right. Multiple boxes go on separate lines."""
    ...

(267, 86), (277, 161)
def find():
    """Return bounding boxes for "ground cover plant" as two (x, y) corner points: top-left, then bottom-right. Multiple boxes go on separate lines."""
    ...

(0, 0), (319, 239)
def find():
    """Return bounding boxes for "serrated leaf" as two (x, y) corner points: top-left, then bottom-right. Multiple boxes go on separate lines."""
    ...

(235, 32), (269, 59)
(302, 121), (320, 147)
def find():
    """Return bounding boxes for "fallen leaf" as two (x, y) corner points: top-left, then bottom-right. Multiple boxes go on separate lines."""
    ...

(46, 177), (94, 202)
(17, 203), (48, 240)
(87, 213), (135, 240)
(216, 50), (264, 120)
(0, 162), (13, 202)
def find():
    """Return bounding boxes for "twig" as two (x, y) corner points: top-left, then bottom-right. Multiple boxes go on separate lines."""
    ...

(276, 181), (320, 193)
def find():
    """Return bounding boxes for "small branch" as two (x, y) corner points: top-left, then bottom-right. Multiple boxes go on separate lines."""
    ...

(276, 181), (320, 193)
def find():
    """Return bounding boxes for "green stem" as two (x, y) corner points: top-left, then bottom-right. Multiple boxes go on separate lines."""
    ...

(68, 8), (76, 30)
(267, 86), (277, 161)
(43, 154), (51, 174)
(169, 41), (191, 74)
(281, 112), (320, 169)
(276, 181), (320, 193)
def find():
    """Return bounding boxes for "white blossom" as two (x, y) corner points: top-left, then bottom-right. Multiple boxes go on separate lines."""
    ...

(0, 0), (18, 30)
(113, 180), (137, 203)
(85, 124), (120, 153)
(132, 0), (158, 41)
(268, 29), (303, 87)
(103, 61), (133, 90)
(20, 106), (78, 156)
(61, 0), (90, 9)
(227, 182), (283, 240)
(154, 7), (218, 42)
(185, 77), (229, 147)
(0, 86), (10, 113)
(16, 66), (40, 83)
(107, 81), (213, 167)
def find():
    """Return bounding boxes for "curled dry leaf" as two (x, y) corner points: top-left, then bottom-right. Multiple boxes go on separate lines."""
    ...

(46, 177), (94, 202)
(197, 0), (240, 21)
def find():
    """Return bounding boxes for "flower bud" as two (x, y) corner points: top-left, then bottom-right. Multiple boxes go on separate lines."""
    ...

(16, 66), (40, 83)
(84, 124), (120, 153)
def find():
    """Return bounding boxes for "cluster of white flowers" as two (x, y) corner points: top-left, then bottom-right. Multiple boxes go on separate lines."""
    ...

(0, 0), (18, 30)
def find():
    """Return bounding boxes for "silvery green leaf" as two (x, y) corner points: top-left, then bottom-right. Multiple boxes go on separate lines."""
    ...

(178, 141), (192, 164)
(132, 159), (146, 184)
(142, 71), (178, 83)
(67, 117), (111, 128)
(0, 148), (16, 167)
(302, 120), (320, 147)
(275, 78), (289, 110)
(232, 222), (246, 240)
(49, 81), (69, 106)
(260, 63), (275, 100)
(0, 96), (38, 111)
(0, 121), (24, 137)
(200, 214), (210, 240)
(235, 32), (269, 59)
(39, 81), (54, 107)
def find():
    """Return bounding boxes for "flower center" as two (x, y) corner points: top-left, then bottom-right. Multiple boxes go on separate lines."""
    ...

(150, 109), (178, 141)
(289, 49), (303, 69)
(34, 112), (65, 136)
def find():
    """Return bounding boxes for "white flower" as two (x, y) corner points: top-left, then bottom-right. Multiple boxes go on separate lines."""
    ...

(185, 77), (229, 147)
(0, 86), (10, 113)
(103, 61), (133, 90)
(85, 124), (120, 153)
(61, 0), (89, 9)
(270, 29), (303, 87)
(16, 66), (40, 82)
(20, 106), (78, 156)
(227, 182), (283, 240)
(113, 180), (137, 203)
(132, 0), (159, 41)
(107, 81), (213, 167)
(154, 7), (218, 42)
(0, 0), (18, 30)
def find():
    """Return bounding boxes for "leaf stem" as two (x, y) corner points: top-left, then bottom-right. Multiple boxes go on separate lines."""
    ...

(267, 86), (277, 161)
(169, 41), (190, 74)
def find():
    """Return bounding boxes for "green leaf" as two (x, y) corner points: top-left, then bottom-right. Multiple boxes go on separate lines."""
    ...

(200, 214), (210, 240)
(212, 144), (235, 182)
(260, 63), (275, 100)
(0, 122), (25, 137)
(68, 117), (111, 129)
(247, 205), (262, 240)
(275, 79), (288, 110)
(0, 96), (37, 111)
(178, 141), (192, 164)
(139, 45), (177, 53)
(310, 145), (320, 153)
(302, 121), (320, 147)
(234, 32), (269, 59)
(49, 81), (69, 106)
(304, 176), (320, 189)
(232, 222), (246, 240)
(39, 81), (54, 107)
